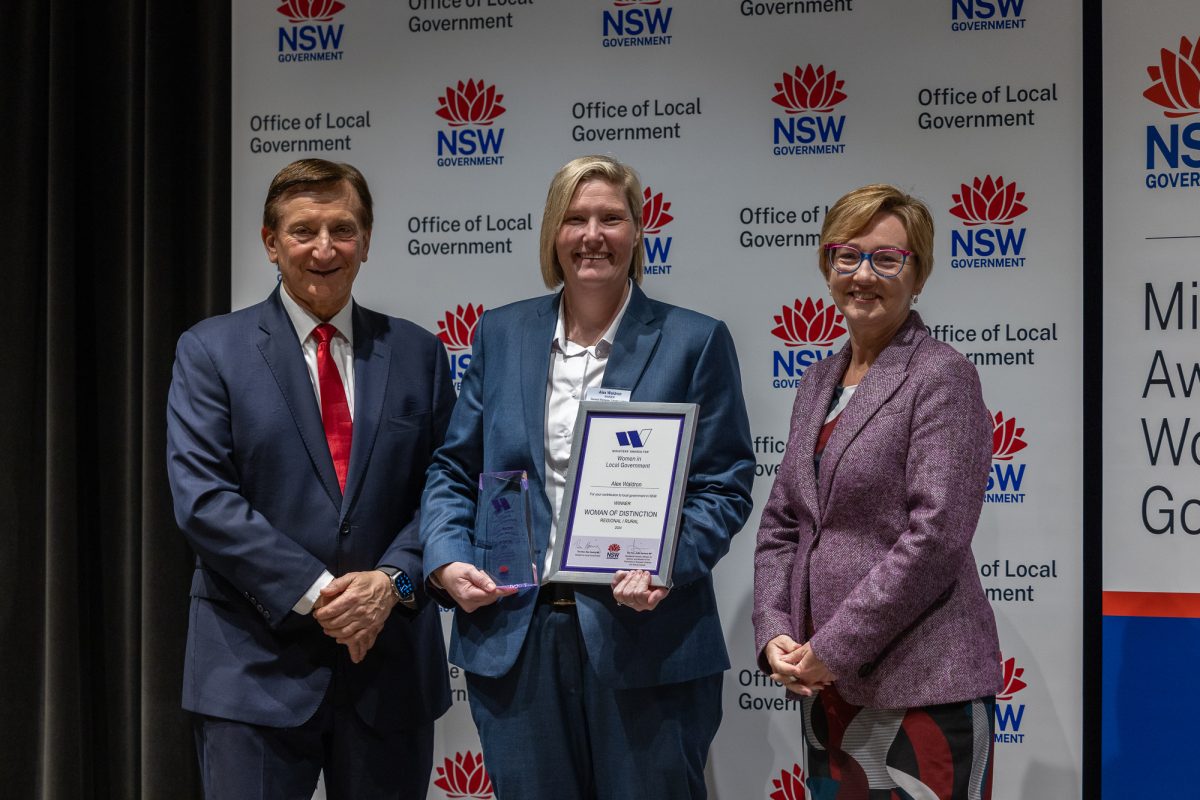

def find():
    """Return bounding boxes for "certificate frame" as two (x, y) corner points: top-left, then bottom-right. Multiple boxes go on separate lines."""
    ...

(544, 401), (697, 588)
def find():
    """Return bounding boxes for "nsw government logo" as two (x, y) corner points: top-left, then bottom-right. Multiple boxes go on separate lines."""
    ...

(276, 0), (346, 63)
(771, 65), (847, 158)
(436, 303), (483, 393)
(948, 176), (1029, 270)
(435, 80), (507, 168)
(950, 0), (1026, 32)
(768, 763), (807, 800)
(986, 410), (1027, 504)
(1143, 35), (1200, 189)
(642, 186), (674, 276)
(770, 298), (845, 390)
(607, 543), (622, 559)
(994, 653), (1029, 744)
(433, 750), (494, 798)
(602, 0), (674, 49)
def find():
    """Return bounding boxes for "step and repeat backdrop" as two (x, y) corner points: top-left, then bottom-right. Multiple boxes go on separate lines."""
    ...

(1102, 1), (1200, 795)
(232, 1), (1083, 796)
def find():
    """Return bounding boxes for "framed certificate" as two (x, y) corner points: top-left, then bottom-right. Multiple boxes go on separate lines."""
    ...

(544, 401), (697, 588)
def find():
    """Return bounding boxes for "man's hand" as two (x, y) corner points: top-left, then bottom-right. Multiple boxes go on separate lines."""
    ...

(433, 562), (517, 612)
(611, 570), (670, 612)
(312, 570), (396, 663)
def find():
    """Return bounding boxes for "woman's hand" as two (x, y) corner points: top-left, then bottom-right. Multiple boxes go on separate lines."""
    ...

(765, 634), (804, 690)
(611, 569), (670, 612)
(433, 562), (518, 612)
(793, 644), (836, 694)
(765, 635), (835, 696)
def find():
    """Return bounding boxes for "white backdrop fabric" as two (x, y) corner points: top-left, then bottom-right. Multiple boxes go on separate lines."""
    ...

(232, 1), (1082, 796)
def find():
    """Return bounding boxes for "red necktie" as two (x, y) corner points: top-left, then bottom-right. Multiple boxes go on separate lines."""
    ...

(312, 324), (352, 492)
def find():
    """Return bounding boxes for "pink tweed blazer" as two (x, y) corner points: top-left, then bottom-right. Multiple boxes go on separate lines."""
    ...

(753, 312), (1002, 709)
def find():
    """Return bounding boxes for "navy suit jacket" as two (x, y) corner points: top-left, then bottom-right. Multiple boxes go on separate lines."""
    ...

(166, 287), (453, 732)
(420, 284), (755, 688)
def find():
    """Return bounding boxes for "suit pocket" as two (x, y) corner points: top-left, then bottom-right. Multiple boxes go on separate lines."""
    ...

(190, 567), (236, 605)
(858, 582), (956, 677)
(872, 401), (908, 421)
(387, 411), (430, 434)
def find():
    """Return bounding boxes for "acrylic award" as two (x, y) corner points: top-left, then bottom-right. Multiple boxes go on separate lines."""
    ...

(478, 470), (538, 589)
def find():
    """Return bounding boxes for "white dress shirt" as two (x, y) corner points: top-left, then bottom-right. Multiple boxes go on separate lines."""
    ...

(542, 282), (633, 576)
(278, 286), (354, 613)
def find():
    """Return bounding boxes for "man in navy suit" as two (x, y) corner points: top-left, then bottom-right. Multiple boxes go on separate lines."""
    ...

(167, 159), (453, 799)
(420, 156), (755, 799)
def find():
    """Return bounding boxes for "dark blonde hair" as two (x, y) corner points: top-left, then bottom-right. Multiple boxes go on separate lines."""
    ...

(819, 184), (934, 288)
(263, 159), (374, 231)
(539, 155), (644, 289)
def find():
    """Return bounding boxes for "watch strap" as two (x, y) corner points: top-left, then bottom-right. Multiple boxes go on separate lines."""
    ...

(377, 565), (417, 609)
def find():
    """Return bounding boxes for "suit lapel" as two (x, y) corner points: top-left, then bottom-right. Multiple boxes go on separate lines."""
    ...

(255, 288), (342, 510)
(521, 294), (558, 489)
(342, 303), (389, 519)
(817, 314), (924, 517)
(797, 347), (849, 525)
(602, 283), (659, 395)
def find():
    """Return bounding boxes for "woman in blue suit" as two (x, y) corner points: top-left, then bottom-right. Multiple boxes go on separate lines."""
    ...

(420, 155), (755, 799)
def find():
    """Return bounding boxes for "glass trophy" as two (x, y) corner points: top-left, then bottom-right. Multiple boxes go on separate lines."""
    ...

(478, 470), (538, 589)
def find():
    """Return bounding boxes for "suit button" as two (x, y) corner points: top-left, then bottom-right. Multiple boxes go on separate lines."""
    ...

(340, 522), (351, 536)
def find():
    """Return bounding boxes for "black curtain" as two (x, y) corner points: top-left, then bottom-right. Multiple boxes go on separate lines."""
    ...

(4, 1), (229, 796)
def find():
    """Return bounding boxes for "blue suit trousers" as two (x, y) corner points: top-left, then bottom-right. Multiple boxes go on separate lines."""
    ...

(193, 670), (434, 800)
(466, 601), (722, 800)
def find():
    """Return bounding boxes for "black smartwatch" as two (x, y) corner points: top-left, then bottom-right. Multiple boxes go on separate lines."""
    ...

(377, 566), (417, 610)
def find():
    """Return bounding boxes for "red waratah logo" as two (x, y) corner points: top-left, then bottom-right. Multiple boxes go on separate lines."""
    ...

(436, 304), (483, 351)
(276, 0), (344, 22)
(991, 411), (1028, 461)
(949, 176), (1029, 226)
(433, 751), (494, 799)
(435, 80), (506, 127)
(769, 763), (807, 800)
(642, 186), (673, 233)
(771, 298), (846, 347)
(997, 654), (1028, 701)
(772, 65), (846, 114)
(608, 543), (621, 552)
(1143, 35), (1200, 118)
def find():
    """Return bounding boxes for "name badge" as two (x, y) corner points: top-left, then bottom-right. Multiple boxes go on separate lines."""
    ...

(585, 387), (631, 402)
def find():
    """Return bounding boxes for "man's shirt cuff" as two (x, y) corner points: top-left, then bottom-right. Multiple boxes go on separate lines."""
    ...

(292, 570), (335, 615)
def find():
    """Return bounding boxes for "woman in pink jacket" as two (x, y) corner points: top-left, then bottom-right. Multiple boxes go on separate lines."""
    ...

(753, 184), (1002, 800)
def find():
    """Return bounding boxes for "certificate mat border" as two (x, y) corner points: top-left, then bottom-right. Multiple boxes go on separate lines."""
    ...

(546, 401), (698, 588)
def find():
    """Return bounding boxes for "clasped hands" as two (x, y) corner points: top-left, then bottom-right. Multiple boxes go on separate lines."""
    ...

(312, 570), (397, 664)
(765, 634), (836, 697)
(432, 563), (669, 613)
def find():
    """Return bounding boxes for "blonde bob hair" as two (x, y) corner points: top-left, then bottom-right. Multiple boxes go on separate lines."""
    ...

(539, 155), (644, 289)
(819, 184), (934, 289)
